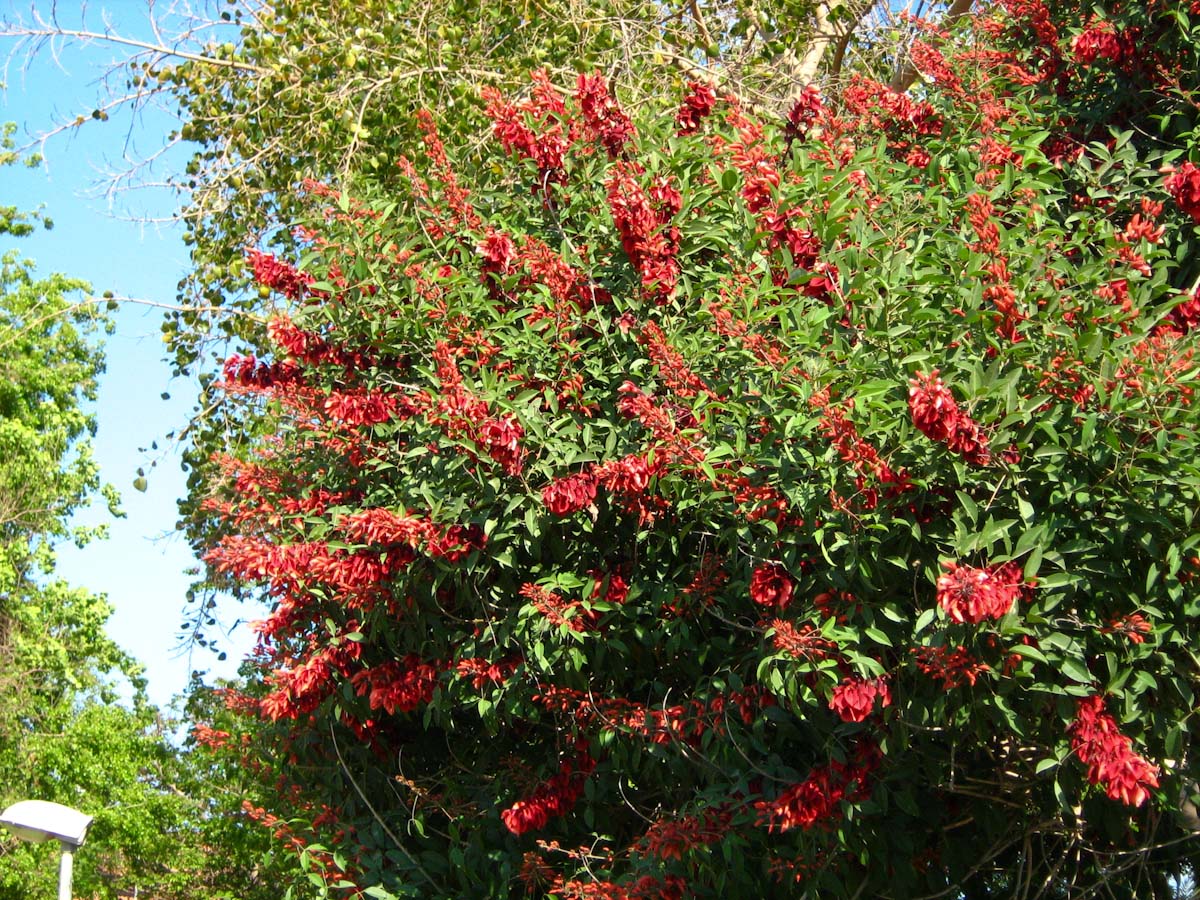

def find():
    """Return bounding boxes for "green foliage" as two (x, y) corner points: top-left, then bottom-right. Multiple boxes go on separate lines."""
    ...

(0, 135), (274, 900)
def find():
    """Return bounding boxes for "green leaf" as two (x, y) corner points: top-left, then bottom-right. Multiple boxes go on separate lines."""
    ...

(1060, 659), (1093, 684)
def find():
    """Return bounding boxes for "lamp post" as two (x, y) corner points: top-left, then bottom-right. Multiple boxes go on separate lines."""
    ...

(0, 800), (92, 900)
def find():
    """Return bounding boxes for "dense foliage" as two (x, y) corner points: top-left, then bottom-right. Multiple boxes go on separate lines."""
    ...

(193, 2), (1200, 897)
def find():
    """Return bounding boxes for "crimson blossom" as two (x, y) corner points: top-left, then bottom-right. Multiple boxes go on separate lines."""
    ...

(936, 561), (1026, 624)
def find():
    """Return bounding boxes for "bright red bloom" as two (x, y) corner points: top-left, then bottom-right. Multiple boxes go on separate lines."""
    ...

(1103, 612), (1152, 644)
(750, 563), (794, 611)
(828, 676), (892, 723)
(755, 741), (880, 833)
(577, 73), (636, 158)
(1165, 162), (1200, 224)
(936, 561), (1024, 624)
(784, 85), (824, 143)
(676, 80), (718, 134)
(482, 69), (572, 186)
(910, 369), (991, 463)
(909, 369), (960, 441)
(477, 227), (518, 275)
(479, 414), (525, 475)
(637, 809), (730, 861)
(1069, 695), (1159, 807)
(771, 619), (837, 660)
(501, 750), (595, 835)
(595, 454), (652, 495)
(248, 249), (312, 299)
(542, 471), (598, 516)
(1165, 288), (1200, 334)
(352, 656), (440, 715)
(1071, 19), (1134, 67)
(911, 645), (989, 688)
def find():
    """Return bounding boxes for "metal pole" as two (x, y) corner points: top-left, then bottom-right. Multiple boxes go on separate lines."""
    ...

(58, 843), (73, 900)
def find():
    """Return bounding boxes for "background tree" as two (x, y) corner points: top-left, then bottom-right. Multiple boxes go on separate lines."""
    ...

(0, 126), (274, 900)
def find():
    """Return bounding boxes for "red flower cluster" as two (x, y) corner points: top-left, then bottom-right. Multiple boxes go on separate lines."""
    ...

(1102, 612), (1152, 644)
(454, 656), (520, 690)
(221, 353), (301, 391)
(248, 249), (312, 299)
(1069, 695), (1160, 807)
(501, 750), (595, 835)
(910, 39), (962, 90)
(1165, 162), (1200, 224)
(606, 163), (681, 302)
(577, 73), (635, 158)
(521, 583), (596, 633)
(552, 875), (686, 900)
(1165, 288), (1200, 334)
(841, 76), (942, 153)
(477, 227), (518, 280)
(675, 80), (717, 134)
(479, 414), (525, 475)
(909, 370), (991, 465)
(770, 619), (837, 661)
(482, 69), (572, 186)
(749, 563), (794, 611)
(594, 453), (653, 496)
(340, 507), (435, 548)
(352, 657), (440, 715)
(936, 560), (1027, 624)
(636, 809), (731, 861)
(638, 321), (715, 400)
(190, 723), (233, 750)
(755, 742), (880, 833)
(815, 397), (913, 508)
(542, 472), (599, 516)
(784, 85), (824, 144)
(828, 676), (892, 723)
(1071, 19), (1134, 67)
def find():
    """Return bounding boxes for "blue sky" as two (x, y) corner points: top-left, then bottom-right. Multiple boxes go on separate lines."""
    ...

(1, 0), (254, 709)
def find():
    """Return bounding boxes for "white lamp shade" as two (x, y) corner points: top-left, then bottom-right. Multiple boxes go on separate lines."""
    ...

(0, 800), (92, 847)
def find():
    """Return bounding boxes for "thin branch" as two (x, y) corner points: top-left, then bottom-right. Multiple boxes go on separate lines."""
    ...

(1, 24), (269, 74)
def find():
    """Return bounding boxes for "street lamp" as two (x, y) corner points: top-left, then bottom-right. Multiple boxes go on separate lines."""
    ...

(0, 800), (92, 900)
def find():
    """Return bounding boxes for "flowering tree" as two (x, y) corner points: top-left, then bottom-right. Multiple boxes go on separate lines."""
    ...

(195, 2), (1200, 896)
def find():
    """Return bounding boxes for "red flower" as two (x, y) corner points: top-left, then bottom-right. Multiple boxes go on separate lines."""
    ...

(1103, 612), (1152, 644)
(829, 676), (891, 723)
(936, 561), (1023, 624)
(352, 656), (440, 715)
(784, 85), (824, 143)
(479, 415), (525, 475)
(577, 73), (636, 158)
(595, 454), (653, 495)
(749, 563), (794, 611)
(911, 645), (989, 689)
(909, 369), (960, 442)
(1071, 19), (1134, 66)
(1069, 696), (1159, 807)
(477, 227), (517, 273)
(501, 751), (595, 835)
(542, 472), (598, 516)
(676, 80), (718, 134)
(1165, 162), (1200, 224)
(771, 619), (837, 660)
